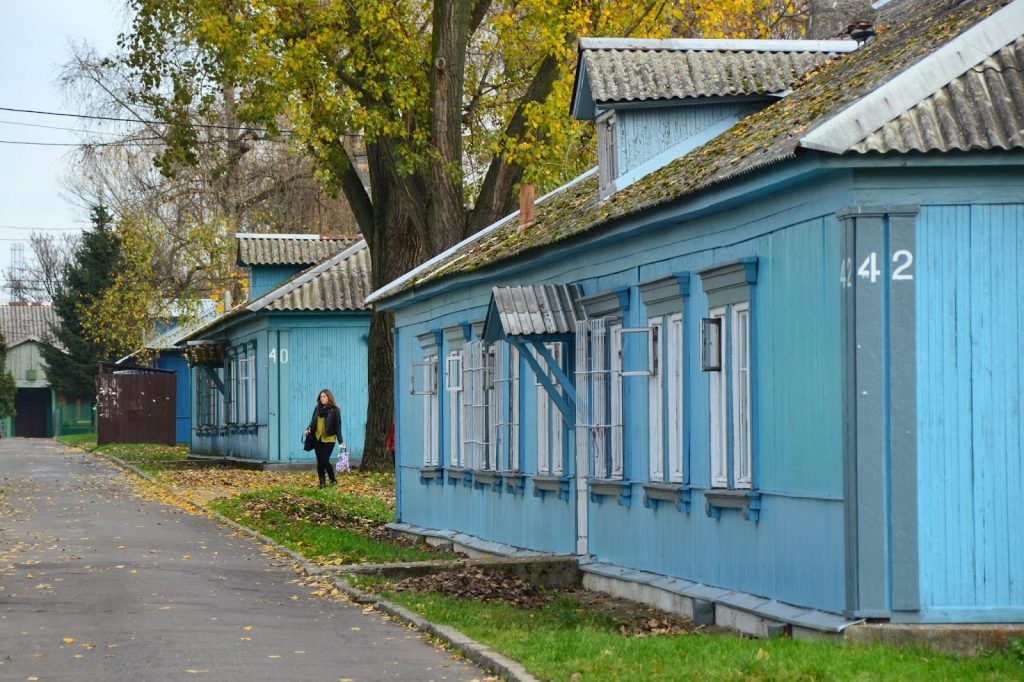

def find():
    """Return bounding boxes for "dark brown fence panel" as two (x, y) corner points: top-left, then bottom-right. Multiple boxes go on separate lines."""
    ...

(96, 368), (177, 445)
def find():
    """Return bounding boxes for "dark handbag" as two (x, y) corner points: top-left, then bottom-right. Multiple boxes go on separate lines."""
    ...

(302, 432), (316, 451)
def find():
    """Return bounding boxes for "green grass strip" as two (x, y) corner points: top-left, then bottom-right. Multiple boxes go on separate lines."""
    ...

(57, 433), (98, 450)
(366, 587), (1024, 681)
(210, 488), (448, 565)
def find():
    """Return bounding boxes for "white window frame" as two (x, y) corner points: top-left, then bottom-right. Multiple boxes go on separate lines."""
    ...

(245, 348), (256, 423)
(493, 343), (520, 472)
(463, 341), (494, 471)
(647, 318), (664, 481)
(535, 343), (564, 476)
(709, 306), (729, 488)
(667, 312), (684, 483)
(447, 349), (465, 468)
(225, 355), (237, 425)
(419, 355), (440, 467)
(236, 347), (251, 424)
(731, 302), (753, 489)
(609, 322), (624, 479)
(575, 318), (622, 481)
(708, 302), (754, 490)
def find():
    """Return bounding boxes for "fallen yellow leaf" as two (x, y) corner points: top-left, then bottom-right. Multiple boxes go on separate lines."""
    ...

(63, 637), (75, 644)
(243, 626), (252, 631)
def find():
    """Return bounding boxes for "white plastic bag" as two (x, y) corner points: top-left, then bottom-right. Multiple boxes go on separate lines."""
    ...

(335, 445), (350, 474)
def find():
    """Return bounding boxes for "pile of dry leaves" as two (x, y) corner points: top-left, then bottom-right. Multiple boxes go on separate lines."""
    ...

(390, 566), (551, 609)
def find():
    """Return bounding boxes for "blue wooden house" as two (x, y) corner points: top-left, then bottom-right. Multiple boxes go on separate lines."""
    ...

(369, 0), (1024, 635)
(181, 234), (372, 466)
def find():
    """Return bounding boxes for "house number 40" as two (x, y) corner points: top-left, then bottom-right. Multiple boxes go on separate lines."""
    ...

(840, 250), (914, 288)
(269, 348), (289, 364)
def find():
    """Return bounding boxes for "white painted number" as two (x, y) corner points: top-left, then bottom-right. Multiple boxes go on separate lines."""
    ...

(892, 250), (914, 281)
(858, 252), (881, 283)
(269, 348), (290, 364)
(845, 251), (915, 286)
(840, 258), (853, 288)
(280, 349), (289, 364)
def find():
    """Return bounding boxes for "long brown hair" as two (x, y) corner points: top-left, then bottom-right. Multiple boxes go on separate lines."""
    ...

(316, 388), (338, 410)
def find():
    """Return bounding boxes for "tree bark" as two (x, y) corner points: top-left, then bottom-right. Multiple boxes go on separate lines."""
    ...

(428, 0), (472, 249)
(358, 309), (395, 472)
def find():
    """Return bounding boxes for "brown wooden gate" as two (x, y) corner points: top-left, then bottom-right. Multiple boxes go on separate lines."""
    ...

(96, 365), (177, 445)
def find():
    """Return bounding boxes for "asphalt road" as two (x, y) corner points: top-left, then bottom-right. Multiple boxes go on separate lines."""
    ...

(0, 438), (486, 681)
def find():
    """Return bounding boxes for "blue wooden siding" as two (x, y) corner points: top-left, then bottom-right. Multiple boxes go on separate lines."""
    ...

(616, 104), (751, 179)
(283, 319), (370, 462)
(916, 203), (1024, 620)
(251, 265), (303, 298)
(190, 312), (371, 464)
(155, 351), (192, 444)
(394, 175), (851, 613)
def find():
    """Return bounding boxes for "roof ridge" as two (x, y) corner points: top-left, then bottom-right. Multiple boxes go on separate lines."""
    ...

(578, 37), (859, 54)
(801, 0), (1024, 153)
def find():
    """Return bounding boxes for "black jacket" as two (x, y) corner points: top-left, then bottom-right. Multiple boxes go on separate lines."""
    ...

(307, 405), (342, 443)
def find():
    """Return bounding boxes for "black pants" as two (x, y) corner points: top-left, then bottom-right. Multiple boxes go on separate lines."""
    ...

(314, 440), (336, 485)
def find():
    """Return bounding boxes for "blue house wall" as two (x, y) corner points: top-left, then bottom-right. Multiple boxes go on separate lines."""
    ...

(389, 160), (1024, 622)
(250, 265), (303, 298)
(155, 351), (192, 444)
(191, 311), (371, 464)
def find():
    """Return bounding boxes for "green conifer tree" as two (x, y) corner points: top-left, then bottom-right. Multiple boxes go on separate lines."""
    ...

(40, 205), (123, 400)
(0, 332), (16, 421)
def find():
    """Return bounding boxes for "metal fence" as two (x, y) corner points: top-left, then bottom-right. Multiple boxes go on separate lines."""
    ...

(96, 365), (177, 445)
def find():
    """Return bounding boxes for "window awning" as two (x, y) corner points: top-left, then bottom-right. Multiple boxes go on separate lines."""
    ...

(482, 284), (586, 343)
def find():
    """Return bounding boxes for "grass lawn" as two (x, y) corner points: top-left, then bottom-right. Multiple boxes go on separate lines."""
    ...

(56, 432), (98, 450)
(358, 582), (1024, 681)
(210, 488), (447, 565)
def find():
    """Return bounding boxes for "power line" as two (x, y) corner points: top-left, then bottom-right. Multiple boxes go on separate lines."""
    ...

(0, 119), (124, 136)
(0, 136), (290, 148)
(0, 105), (293, 135)
(0, 224), (84, 231)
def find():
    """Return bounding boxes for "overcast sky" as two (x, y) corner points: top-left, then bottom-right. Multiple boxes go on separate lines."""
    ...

(0, 1), (123, 301)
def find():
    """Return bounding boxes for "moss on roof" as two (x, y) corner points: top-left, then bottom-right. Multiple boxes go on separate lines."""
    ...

(393, 0), (1008, 298)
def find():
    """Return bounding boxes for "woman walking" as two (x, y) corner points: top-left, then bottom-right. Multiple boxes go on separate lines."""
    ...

(305, 389), (343, 488)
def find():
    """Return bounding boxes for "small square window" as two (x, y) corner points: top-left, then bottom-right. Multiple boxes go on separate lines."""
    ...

(411, 360), (437, 395)
(701, 317), (722, 372)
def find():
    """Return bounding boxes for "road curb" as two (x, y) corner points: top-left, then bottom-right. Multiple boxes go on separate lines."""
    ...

(80, 446), (538, 682)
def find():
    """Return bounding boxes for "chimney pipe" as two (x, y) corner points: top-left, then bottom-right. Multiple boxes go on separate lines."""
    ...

(517, 183), (535, 235)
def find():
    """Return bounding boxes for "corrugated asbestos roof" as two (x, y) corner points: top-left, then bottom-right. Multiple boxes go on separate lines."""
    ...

(236, 233), (359, 266)
(256, 241), (372, 312)
(369, 0), (1018, 303)
(487, 285), (585, 338)
(852, 35), (1024, 153)
(180, 240), (373, 344)
(0, 303), (58, 347)
(579, 41), (851, 105)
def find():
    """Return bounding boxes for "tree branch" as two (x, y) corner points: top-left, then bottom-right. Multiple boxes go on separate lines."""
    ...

(468, 53), (561, 232)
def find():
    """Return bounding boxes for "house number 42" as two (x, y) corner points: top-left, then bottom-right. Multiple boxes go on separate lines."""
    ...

(840, 250), (913, 288)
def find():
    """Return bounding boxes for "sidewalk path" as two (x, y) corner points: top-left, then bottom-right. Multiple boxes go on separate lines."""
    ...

(0, 439), (487, 681)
